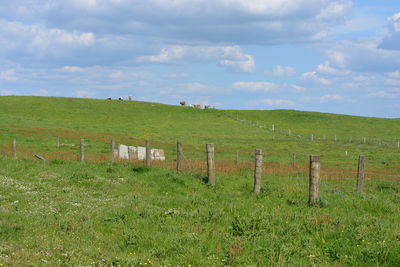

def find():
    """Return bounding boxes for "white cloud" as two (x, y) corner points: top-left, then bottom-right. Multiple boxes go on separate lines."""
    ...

(0, 69), (18, 82)
(72, 90), (95, 98)
(386, 70), (400, 78)
(316, 61), (350, 76)
(268, 65), (296, 77)
(301, 94), (344, 103)
(183, 82), (209, 93)
(232, 81), (277, 92)
(369, 90), (399, 99)
(166, 72), (190, 79)
(248, 98), (297, 108)
(380, 13), (400, 50)
(62, 66), (84, 72)
(316, 0), (353, 21)
(137, 45), (255, 73)
(290, 84), (307, 92)
(0, 20), (95, 48)
(219, 54), (255, 73)
(109, 71), (123, 79)
(301, 71), (331, 85)
(6, 1), (352, 46)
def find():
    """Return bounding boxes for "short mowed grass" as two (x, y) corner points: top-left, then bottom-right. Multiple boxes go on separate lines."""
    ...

(1, 156), (399, 266)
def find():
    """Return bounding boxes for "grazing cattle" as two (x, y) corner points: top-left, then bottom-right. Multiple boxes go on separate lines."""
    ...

(180, 101), (187, 106)
(107, 97), (112, 100)
(193, 104), (201, 109)
(128, 96), (132, 101)
(118, 97), (123, 100)
(204, 104), (210, 109)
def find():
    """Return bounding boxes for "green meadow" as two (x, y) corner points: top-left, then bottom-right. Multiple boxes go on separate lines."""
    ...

(0, 96), (399, 266)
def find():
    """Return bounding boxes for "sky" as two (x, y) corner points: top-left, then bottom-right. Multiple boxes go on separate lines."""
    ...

(1, 0), (400, 118)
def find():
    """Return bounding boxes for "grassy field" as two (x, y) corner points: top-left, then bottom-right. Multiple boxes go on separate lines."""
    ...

(1, 157), (399, 266)
(0, 96), (399, 175)
(0, 96), (399, 266)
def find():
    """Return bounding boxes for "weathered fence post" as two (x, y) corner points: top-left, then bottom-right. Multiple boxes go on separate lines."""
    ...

(253, 149), (263, 194)
(146, 140), (151, 167)
(311, 134), (314, 141)
(57, 136), (60, 148)
(206, 144), (215, 186)
(272, 124), (275, 131)
(176, 141), (182, 173)
(334, 135), (337, 142)
(292, 153), (296, 167)
(12, 138), (17, 159)
(111, 139), (115, 163)
(309, 155), (320, 206)
(80, 138), (85, 162)
(235, 151), (239, 165)
(357, 155), (365, 194)
(288, 129), (291, 136)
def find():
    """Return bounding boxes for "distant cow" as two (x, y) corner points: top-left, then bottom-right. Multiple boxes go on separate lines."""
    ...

(180, 101), (187, 106)
(107, 97), (112, 100)
(118, 97), (123, 100)
(204, 104), (210, 109)
(128, 96), (132, 101)
(193, 104), (201, 109)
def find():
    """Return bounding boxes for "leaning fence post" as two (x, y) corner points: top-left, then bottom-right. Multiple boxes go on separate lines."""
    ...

(111, 139), (115, 163)
(146, 140), (151, 167)
(309, 155), (320, 206)
(206, 144), (215, 186)
(80, 138), (85, 162)
(357, 155), (365, 194)
(13, 138), (17, 159)
(253, 149), (263, 194)
(177, 141), (182, 173)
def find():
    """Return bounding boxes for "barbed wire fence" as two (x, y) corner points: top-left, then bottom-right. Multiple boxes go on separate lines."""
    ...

(217, 109), (400, 148)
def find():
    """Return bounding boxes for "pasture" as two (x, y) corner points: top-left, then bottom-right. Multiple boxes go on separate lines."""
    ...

(1, 96), (399, 266)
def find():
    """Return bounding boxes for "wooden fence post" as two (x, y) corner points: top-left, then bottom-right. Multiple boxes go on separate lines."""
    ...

(146, 140), (151, 167)
(309, 155), (320, 206)
(176, 141), (182, 173)
(292, 153), (296, 167)
(80, 138), (85, 162)
(57, 136), (60, 148)
(288, 129), (291, 136)
(357, 155), (365, 194)
(253, 149), (263, 194)
(111, 139), (115, 163)
(13, 138), (17, 159)
(235, 151), (239, 165)
(206, 144), (215, 186)
(272, 124), (275, 131)
(311, 134), (314, 141)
